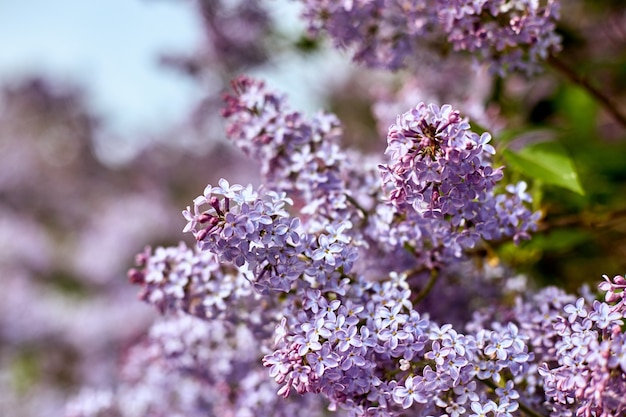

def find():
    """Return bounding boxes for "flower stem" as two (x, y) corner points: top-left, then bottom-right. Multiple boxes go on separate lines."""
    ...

(344, 193), (369, 220)
(547, 55), (626, 129)
(413, 268), (438, 304)
(480, 378), (548, 417)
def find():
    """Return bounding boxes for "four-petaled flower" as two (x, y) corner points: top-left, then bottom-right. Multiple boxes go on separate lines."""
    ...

(392, 375), (427, 409)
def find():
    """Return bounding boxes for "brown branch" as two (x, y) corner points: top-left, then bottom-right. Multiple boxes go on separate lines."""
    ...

(547, 55), (626, 130)
(537, 207), (626, 232)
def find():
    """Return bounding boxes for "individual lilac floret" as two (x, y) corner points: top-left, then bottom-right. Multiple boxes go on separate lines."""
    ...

(378, 102), (538, 264)
(182, 179), (306, 292)
(599, 274), (626, 313)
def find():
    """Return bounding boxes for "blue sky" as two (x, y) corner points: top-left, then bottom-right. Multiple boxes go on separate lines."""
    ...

(0, 0), (352, 163)
(0, 0), (203, 136)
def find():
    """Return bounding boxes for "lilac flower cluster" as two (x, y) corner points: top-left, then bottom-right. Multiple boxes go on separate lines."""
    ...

(298, 0), (561, 74)
(181, 176), (365, 294)
(66, 313), (334, 417)
(181, 178), (307, 292)
(264, 270), (536, 417)
(111, 68), (626, 417)
(539, 275), (626, 417)
(438, 0), (562, 75)
(299, 0), (439, 70)
(222, 76), (364, 231)
(378, 102), (538, 265)
(127, 242), (256, 318)
(464, 275), (626, 417)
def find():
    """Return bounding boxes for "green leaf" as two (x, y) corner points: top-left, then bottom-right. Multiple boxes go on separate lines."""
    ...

(557, 86), (597, 139)
(503, 141), (585, 195)
(523, 229), (591, 252)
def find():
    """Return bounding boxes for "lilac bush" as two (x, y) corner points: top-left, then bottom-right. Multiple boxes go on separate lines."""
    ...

(97, 76), (619, 417)
(51, 0), (626, 417)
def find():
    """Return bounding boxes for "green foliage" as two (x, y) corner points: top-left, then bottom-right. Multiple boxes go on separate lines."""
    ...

(10, 349), (40, 394)
(503, 141), (584, 195)
(523, 228), (592, 253)
(557, 85), (598, 141)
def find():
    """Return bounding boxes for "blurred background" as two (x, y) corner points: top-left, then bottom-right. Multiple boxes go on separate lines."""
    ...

(0, 1), (355, 415)
(1, 1), (625, 416)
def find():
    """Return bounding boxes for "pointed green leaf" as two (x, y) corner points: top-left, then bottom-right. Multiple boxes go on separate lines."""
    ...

(503, 141), (584, 195)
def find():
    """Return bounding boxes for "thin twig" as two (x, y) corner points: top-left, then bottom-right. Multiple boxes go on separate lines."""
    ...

(413, 268), (439, 304)
(536, 207), (626, 232)
(344, 193), (369, 220)
(481, 378), (548, 417)
(547, 55), (626, 129)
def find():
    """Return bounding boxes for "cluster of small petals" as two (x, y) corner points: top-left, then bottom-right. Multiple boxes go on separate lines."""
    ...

(66, 313), (334, 417)
(379, 103), (537, 263)
(264, 291), (374, 406)
(474, 323), (532, 387)
(264, 272), (424, 413)
(182, 179), (307, 292)
(467, 280), (626, 417)
(298, 0), (561, 74)
(539, 290), (626, 417)
(299, 0), (439, 70)
(221, 76), (363, 231)
(438, 0), (562, 75)
(494, 182), (541, 244)
(387, 318), (534, 416)
(128, 241), (254, 318)
(263, 269), (548, 416)
(599, 274), (626, 314)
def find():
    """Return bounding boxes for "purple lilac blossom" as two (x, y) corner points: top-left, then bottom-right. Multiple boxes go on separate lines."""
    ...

(181, 179), (307, 292)
(378, 102), (539, 266)
(221, 76), (365, 234)
(299, 0), (439, 70)
(128, 241), (257, 319)
(107, 67), (626, 417)
(66, 313), (336, 417)
(539, 279), (626, 417)
(263, 269), (536, 416)
(181, 179), (360, 293)
(438, 0), (562, 75)
(465, 276), (626, 417)
(298, 0), (561, 74)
